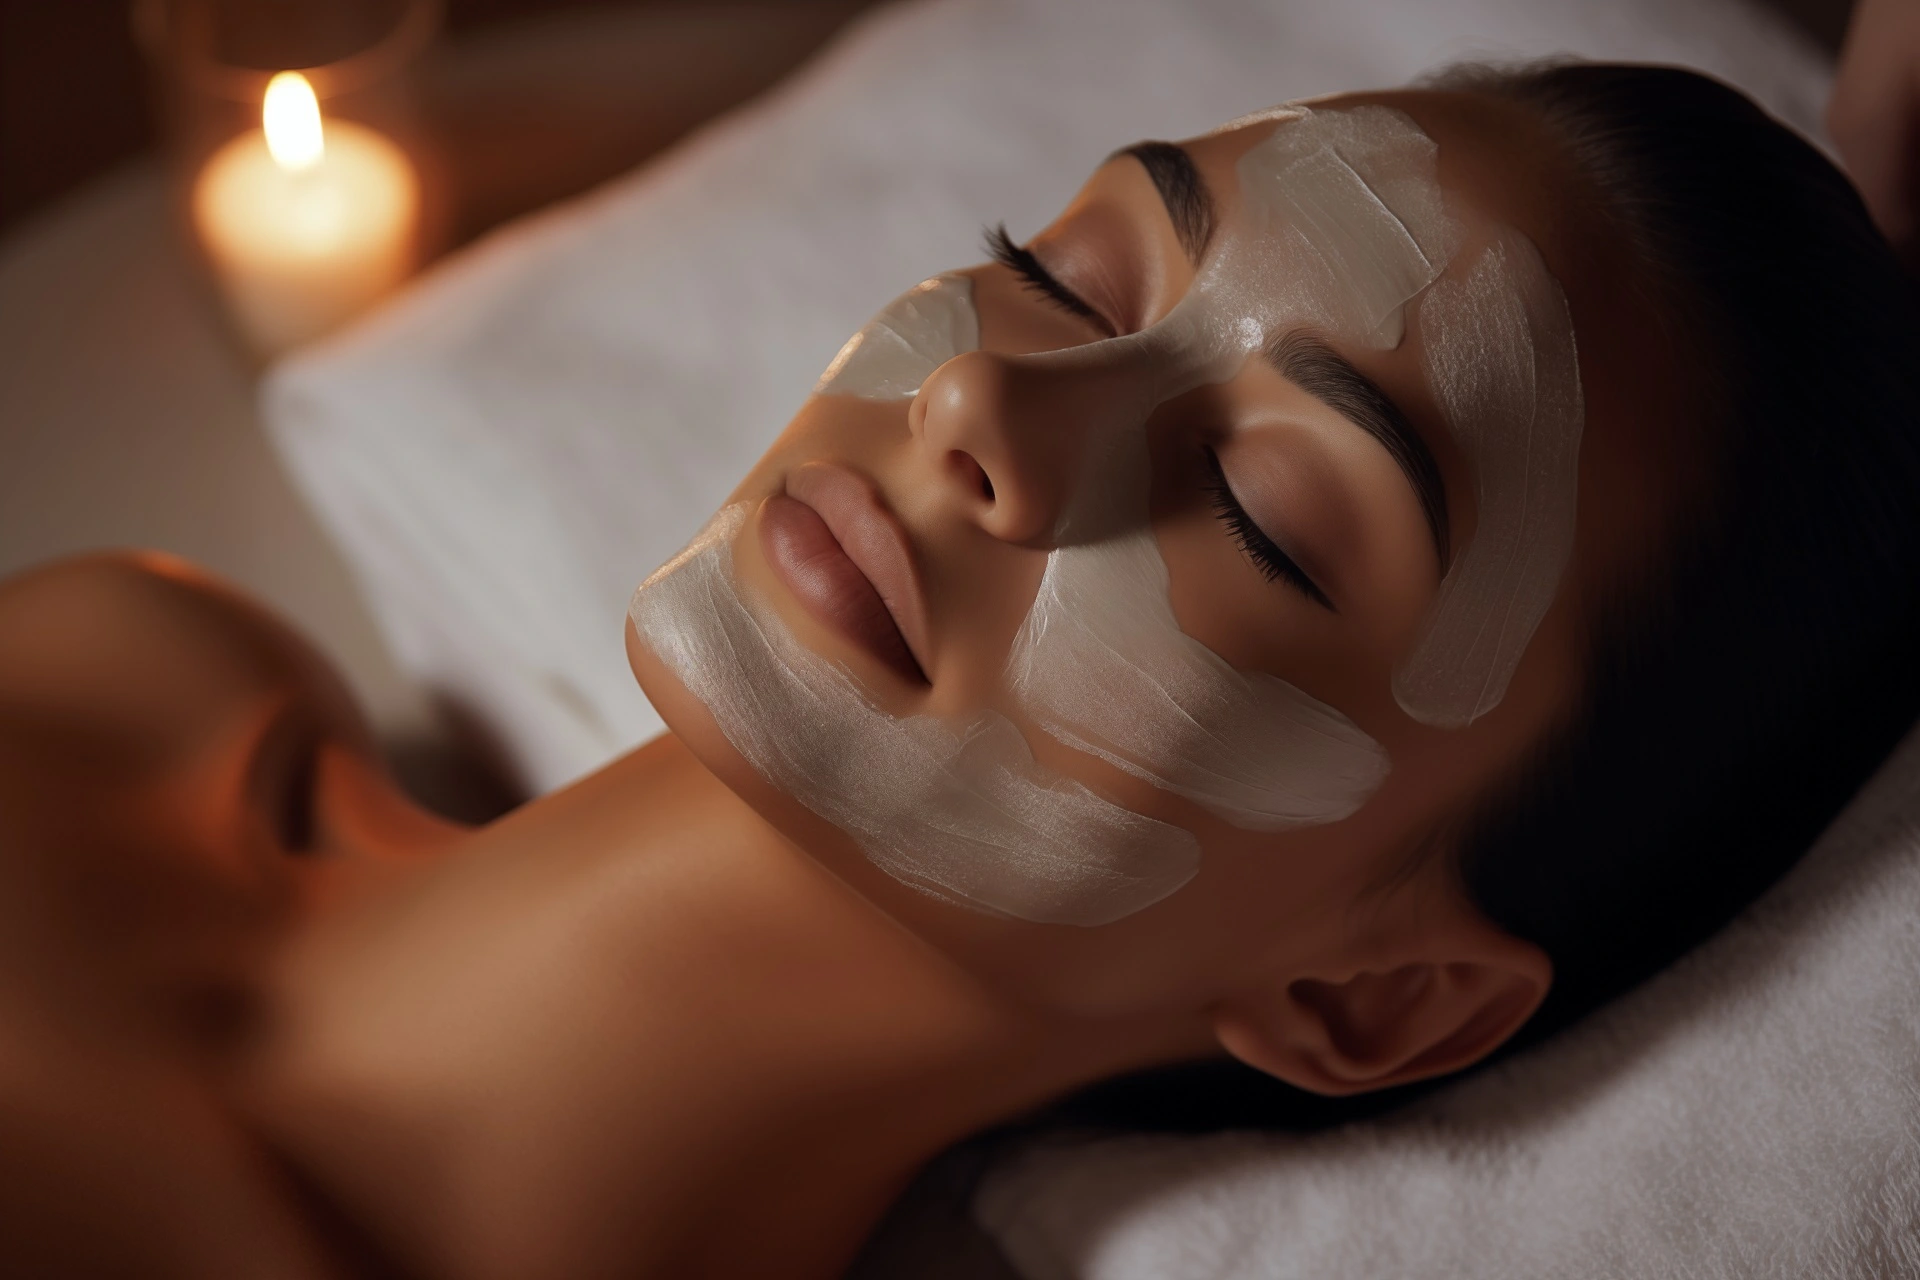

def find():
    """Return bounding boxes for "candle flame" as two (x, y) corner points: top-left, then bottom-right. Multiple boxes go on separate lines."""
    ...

(263, 72), (324, 172)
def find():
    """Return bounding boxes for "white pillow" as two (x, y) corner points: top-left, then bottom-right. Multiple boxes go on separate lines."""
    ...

(974, 722), (1920, 1279)
(264, 0), (1830, 793)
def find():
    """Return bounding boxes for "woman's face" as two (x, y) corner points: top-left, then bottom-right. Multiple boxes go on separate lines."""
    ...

(627, 88), (1689, 1018)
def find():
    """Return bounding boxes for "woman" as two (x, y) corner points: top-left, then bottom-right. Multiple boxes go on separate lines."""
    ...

(1, 63), (1915, 1279)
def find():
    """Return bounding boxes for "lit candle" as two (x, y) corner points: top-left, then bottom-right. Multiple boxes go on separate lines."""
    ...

(192, 71), (418, 357)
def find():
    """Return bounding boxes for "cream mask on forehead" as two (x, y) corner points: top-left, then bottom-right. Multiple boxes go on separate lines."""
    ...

(630, 103), (1584, 924)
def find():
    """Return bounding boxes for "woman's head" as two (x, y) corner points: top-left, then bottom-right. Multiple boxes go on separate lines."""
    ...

(626, 64), (1920, 1101)
(1090, 63), (1920, 1129)
(1439, 62), (1920, 1069)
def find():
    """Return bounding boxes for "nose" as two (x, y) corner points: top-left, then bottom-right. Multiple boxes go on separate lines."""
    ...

(909, 349), (1117, 545)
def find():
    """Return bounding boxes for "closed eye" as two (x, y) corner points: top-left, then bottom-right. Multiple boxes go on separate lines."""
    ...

(1203, 448), (1335, 612)
(983, 223), (1116, 336)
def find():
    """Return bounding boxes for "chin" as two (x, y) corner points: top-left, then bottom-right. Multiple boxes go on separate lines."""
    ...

(623, 614), (895, 896)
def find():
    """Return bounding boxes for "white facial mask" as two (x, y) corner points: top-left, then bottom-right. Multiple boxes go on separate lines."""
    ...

(815, 273), (979, 400)
(1008, 527), (1389, 830)
(1393, 229), (1584, 726)
(631, 104), (1585, 925)
(1219, 102), (1460, 349)
(629, 505), (1200, 925)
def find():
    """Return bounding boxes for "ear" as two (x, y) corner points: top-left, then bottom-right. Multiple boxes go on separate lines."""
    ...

(1212, 912), (1550, 1097)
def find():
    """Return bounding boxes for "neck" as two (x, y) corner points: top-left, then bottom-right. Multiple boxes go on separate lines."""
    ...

(255, 734), (1192, 1280)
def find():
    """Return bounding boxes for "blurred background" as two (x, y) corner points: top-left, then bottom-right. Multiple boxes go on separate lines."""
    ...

(0, 0), (1859, 241)
(0, 0), (1860, 820)
(3, 0), (897, 241)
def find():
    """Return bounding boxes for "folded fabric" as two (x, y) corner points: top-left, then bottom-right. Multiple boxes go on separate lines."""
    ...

(264, 0), (1830, 793)
(975, 721), (1920, 1279)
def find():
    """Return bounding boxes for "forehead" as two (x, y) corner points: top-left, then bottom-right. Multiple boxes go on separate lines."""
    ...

(1166, 89), (1702, 621)
(1179, 92), (1562, 269)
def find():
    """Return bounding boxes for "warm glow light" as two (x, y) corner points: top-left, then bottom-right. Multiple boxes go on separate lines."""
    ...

(263, 71), (325, 171)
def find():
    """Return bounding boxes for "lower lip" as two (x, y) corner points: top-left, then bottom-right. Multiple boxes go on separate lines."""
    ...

(760, 493), (927, 685)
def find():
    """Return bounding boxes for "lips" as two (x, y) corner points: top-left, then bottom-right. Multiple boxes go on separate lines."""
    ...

(759, 463), (931, 686)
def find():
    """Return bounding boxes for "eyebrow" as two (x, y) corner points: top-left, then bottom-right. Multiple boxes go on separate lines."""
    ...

(1115, 140), (1216, 262)
(1266, 330), (1451, 571)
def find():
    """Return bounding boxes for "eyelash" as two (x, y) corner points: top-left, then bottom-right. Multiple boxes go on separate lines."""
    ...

(983, 223), (1110, 331)
(1202, 449), (1334, 611)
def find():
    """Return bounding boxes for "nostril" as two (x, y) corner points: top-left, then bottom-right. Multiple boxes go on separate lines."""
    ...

(949, 450), (994, 503)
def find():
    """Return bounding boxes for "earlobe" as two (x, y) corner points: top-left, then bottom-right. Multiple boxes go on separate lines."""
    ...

(1212, 931), (1550, 1097)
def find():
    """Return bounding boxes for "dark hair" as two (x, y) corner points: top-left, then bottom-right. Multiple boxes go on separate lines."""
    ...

(1054, 62), (1920, 1133)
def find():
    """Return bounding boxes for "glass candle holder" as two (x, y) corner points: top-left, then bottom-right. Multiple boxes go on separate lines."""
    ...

(136, 0), (445, 359)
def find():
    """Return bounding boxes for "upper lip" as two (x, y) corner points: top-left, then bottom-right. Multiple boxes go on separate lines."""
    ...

(783, 462), (933, 678)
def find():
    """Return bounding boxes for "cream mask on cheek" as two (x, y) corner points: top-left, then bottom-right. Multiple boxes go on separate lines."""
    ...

(629, 504), (1200, 925)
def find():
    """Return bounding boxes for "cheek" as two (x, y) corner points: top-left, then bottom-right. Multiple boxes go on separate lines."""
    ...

(1006, 516), (1390, 836)
(628, 507), (1204, 929)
